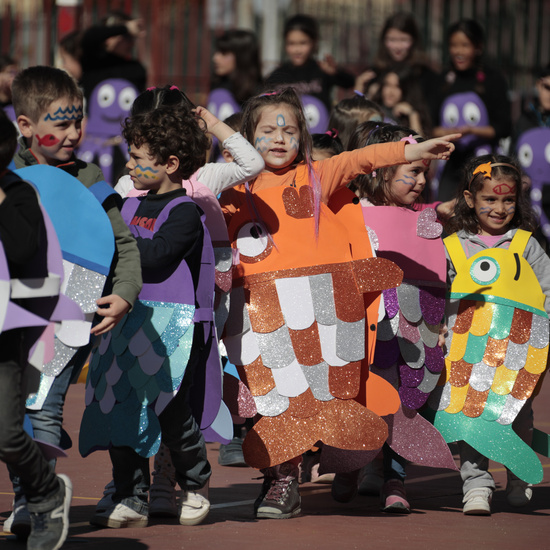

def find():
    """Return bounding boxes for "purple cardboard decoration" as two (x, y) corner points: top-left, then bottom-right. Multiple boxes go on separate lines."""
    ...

(516, 127), (550, 238)
(206, 88), (240, 122)
(301, 94), (329, 134)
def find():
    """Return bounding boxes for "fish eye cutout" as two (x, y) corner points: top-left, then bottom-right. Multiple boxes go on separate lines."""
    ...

(470, 256), (500, 285)
(236, 221), (273, 263)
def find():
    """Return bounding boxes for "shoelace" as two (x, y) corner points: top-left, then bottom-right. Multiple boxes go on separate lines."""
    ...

(265, 478), (291, 502)
(30, 512), (47, 532)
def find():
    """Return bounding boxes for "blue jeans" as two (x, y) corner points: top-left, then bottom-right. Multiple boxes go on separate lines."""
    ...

(109, 324), (212, 514)
(0, 330), (59, 505)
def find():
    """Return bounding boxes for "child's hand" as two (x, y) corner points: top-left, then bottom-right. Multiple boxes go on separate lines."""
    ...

(404, 133), (461, 162)
(91, 295), (131, 336)
(435, 198), (457, 221)
(194, 106), (221, 134)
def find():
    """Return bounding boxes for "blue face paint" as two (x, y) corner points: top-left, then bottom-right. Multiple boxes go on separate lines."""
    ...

(478, 207), (492, 214)
(44, 105), (83, 121)
(507, 205), (516, 214)
(395, 174), (416, 186)
(277, 114), (285, 127)
(290, 136), (299, 151)
(255, 136), (272, 153)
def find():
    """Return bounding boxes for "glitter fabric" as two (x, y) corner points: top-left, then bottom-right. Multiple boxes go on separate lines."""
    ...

(509, 308), (532, 344)
(449, 359), (473, 387)
(418, 320), (440, 348)
(419, 286), (446, 325)
(302, 361), (334, 401)
(63, 264), (107, 314)
(383, 287), (399, 318)
(397, 284), (422, 324)
(424, 343), (444, 373)
(255, 326), (296, 368)
(399, 386), (428, 410)
(287, 388), (321, 418)
(288, 323), (323, 366)
(309, 273), (337, 326)
(238, 357), (276, 396)
(453, 300), (476, 334)
(224, 327), (261, 366)
(470, 301), (493, 336)
(488, 302), (514, 340)
(224, 285), (250, 337)
(463, 333), (489, 364)
(27, 373), (56, 410)
(491, 364), (518, 395)
(469, 361), (496, 392)
(237, 380), (258, 418)
(318, 323), (348, 366)
(328, 362), (361, 399)
(365, 225), (379, 251)
(336, 318), (365, 362)
(497, 394), (525, 425)
(377, 313), (399, 341)
(332, 269), (365, 322)
(398, 313), (420, 343)
(524, 345), (548, 374)
(446, 383), (468, 413)
(248, 280), (284, 333)
(271, 359), (309, 397)
(529, 313), (549, 348)
(416, 207), (443, 239)
(511, 368), (539, 400)
(399, 361), (424, 387)
(275, 276), (315, 330)
(462, 387), (488, 418)
(504, 341), (529, 370)
(43, 340), (79, 377)
(482, 337), (508, 367)
(282, 185), (315, 219)
(254, 387), (289, 416)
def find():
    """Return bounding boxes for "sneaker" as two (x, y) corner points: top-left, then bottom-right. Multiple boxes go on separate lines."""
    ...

(253, 475), (274, 515)
(3, 497), (31, 540)
(309, 463), (335, 484)
(506, 479), (533, 507)
(95, 480), (115, 513)
(27, 473), (72, 550)
(90, 502), (148, 529)
(149, 475), (178, 518)
(462, 488), (492, 515)
(178, 491), (210, 526)
(358, 463), (384, 496)
(218, 438), (248, 467)
(255, 477), (301, 519)
(331, 470), (360, 503)
(381, 479), (410, 514)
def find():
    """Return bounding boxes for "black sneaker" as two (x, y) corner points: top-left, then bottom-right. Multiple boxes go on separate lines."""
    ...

(253, 475), (274, 515)
(27, 474), (72, 550)
(255, 477), (301, 519)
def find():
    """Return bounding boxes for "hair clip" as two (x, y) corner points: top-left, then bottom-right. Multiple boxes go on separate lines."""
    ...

(400, 134), (418, 145)
(146, 87), (156, 91)
(354, 90), (365, 97)
(372, 171), (377, 177)
(169, 85), (179, 91)
(325, 128), (339, 138)
(259, 91), (278, 97)
(468, 162), (521, 189)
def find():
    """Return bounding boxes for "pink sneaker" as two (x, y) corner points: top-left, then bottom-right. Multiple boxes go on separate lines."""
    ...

(381, 479), (410, 514)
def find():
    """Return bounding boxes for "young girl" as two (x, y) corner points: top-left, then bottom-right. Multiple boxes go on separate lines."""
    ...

(432, 19), (511, 201)
(330, 122), (452, 513)
(326, 93), (383, 150)
(435, 154), (550, 515)
(265, 14), (355, 113)
(219, 87), (459, 519)
(311, 130), (344, 160)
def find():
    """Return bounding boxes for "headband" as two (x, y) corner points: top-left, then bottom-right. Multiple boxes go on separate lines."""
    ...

(468, 162), (521, 189)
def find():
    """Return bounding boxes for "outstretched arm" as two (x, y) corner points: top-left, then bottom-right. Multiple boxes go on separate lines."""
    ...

(404, 133), (462, 162)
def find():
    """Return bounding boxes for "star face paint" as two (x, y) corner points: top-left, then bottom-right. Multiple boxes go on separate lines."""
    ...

(253, 104), (300, 171)
(27, 98), (83, 165)
(467, 177), (517, 236)
(388, 160), (429, 207)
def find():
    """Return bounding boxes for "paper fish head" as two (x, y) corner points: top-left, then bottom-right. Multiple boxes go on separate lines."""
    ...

(516, 127), (550, 184)
(452, 247), (546, 313)
(86, 79), (138, 136)
(440, 92), (489, 149)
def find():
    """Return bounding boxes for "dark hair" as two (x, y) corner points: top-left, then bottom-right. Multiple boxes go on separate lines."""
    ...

(131, 85), (195, 116)
(445, 154), (537, 235)
(348, 121), (425, 206)
(0, 54), (15, 72)
(222, 112), (243, 132)
(12, 65), (83, 121)
(59, 30), (83, 60)
(538, 61), (550, 80)
(283, 14), (319, 43)
(241, 87), (312, 167)
(0, 109), (17, 172)
(211, 29), (262, 105)
(374, 12), (424, 72)
(311, 131), (344, 158)
(122, 105), (209, 180)
(327, 94), (384, 150)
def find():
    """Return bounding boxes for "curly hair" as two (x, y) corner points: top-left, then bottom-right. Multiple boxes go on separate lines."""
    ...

(122, 105), (209, 180)
(445, 154), (537, 235)
(348, 121), (425, 206)
(241, 87), (312, 167)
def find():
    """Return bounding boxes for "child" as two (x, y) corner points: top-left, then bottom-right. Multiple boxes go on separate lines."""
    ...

(330, 122), (451, 512)
(265, 14), (355, 113)
(82, 96), (217, 529)
(311, 130), (344, 160)
(8, 65), (142, 531)
(0, 109), (72, 549)
(326, 93), (383, 150)
(219, 87), (459, 519)
(438, 154), (550, 515)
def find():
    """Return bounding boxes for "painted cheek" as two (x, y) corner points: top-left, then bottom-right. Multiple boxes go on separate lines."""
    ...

(507, 205), (516, 214)
(478, 207), (492, 214)
(36, 134), (60, 147)
(394, 174), (416, 186)
(255, 136), (271, 153)
(135, 165), (160, 180)
(290, 136), (299, 150)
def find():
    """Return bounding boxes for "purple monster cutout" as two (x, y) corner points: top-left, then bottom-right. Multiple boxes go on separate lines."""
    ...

(440, 91), (492, 155)
(516, 127), (550, 238)
(207, 88), (240, 123)
(77, 79), (138, 184)
(301, 94), (329, 134)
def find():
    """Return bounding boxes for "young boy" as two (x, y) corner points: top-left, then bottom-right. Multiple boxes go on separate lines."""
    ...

(81, 99), (214, 528)
(6, 66), (142, 534)
(0, 109), (72, 550)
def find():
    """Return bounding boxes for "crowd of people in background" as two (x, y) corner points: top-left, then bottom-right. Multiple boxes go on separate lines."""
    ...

(1, 9), (550, 550)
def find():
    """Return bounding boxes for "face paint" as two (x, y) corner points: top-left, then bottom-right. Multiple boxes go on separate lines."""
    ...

(470, 178), (517, 236)
(492, 181), (515, 195)
(44, 105), (83, 121)
(277, 114), (286, 127)
(134, 165), (160, 179)
(394, 174), (416, 186)
(36, 134), (60, 147)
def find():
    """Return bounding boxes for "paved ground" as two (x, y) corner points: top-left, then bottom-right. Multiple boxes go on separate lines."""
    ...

(1, 381), (549, 549)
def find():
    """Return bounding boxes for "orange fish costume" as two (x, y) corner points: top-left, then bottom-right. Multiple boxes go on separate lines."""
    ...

(221, 143), (406, 470)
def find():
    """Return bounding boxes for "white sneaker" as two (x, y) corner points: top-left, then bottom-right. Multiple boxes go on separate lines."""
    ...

(463, 488), (492, 515)
(149, 475), (178, 518)
(95, 480), (115, 513)
(90, 503), (148, 529)
(506, 479), (533, 507)
(178, 491), (210, 526)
